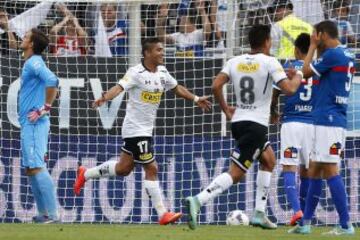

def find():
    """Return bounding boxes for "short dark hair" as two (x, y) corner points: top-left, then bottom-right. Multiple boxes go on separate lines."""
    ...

(248, 24), (271, 50)
(269, 0), (294, 12)
(314, 20), (338, 39)
(30, 28), (49, 55)
(333, 0), (350, 10)
(141, 37), (162, 56)
(294, 33), (310, 54)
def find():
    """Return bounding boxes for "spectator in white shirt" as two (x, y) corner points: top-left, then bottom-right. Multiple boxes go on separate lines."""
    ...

(156, 0), (211, 57)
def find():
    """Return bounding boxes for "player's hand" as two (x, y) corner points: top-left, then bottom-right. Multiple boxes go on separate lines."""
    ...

(286, 68), (297, 79)
(311, 30), (321, 47)
(224, 105), (235, 120)
(92, 98), (106, 109)
(196, 96), (212, 112)
(27, 104), (51, 122)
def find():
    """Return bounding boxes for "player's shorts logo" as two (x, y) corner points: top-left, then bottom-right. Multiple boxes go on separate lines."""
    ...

(139, 152), (153, 161)
(329, 142), (342, 155)
(284, 147), (298, 158)
(141, 91), (163, 104)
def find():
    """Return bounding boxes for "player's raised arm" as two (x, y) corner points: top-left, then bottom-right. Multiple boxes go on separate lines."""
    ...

(302, 30), (321, 78)
(276, 68), (303, 96)
(172, 84), (211, 112)
(212, 72), (234, 120)
(92, 84), (124, 108)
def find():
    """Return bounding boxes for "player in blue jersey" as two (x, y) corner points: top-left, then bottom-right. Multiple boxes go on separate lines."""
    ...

(19, 28), (59, 223)
(271, 33), (319, 226)
(289, 20), (355, 235)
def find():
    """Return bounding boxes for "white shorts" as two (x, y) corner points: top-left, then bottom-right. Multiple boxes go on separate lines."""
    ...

(312, 125), (346, 163)
(280, 122), (315, 168)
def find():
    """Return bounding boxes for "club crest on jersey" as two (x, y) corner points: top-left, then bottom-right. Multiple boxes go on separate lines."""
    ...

(329, 142), (342, 155)
(121, 75), (130, 82)
(284, 147), (298, 158)
(237, 63), (259, 73)
(141, 91), (163, 104)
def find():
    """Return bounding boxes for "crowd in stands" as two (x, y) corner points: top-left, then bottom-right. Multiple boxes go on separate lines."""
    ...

(0, 0), (358, 58)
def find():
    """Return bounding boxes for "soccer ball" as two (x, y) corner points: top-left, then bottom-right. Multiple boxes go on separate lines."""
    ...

(226, 210), (249, 226)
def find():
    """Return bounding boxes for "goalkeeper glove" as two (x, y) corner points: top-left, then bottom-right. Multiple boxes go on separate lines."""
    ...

(28, 104), (51, 122)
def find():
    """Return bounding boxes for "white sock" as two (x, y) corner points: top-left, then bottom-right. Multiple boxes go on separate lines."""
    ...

(84, 160), (117, 180)
(144, 180), (167, 218)
(197, 172), (233, 206)
(255, 170), (272, 212)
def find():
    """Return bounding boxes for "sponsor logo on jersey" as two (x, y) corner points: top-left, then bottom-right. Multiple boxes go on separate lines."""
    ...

(329, 142), (342, 155)
(141, 91), (163, 104)
(139, 152), (153, 161)
(284, 147), (298, 158)
(237, 63), (259, 73)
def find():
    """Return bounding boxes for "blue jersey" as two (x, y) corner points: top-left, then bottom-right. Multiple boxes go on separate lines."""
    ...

(310, 45), (355, 128)
(19, 55), (58, 125)
(281, 60), (319, 124)
(107, 20), (128, 56)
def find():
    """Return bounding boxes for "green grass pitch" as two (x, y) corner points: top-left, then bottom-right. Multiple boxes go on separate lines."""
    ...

(0, 224), (358, 240)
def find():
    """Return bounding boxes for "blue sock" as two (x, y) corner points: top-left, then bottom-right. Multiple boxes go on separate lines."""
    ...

(35, 169), (58, 219)
(302, 178), (322, 225)
(299, 177), (310, 212)
(327, 175), (350, 229)
(283, 171), (301, 213)
(29, 175), (47, 216)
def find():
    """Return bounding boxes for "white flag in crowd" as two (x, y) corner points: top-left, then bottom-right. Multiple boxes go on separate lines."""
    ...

(94, 10), (112, 57)
(8, 1), (53, 39)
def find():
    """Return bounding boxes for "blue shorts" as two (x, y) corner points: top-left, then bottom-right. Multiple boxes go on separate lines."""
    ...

(21, 121), (50, 168)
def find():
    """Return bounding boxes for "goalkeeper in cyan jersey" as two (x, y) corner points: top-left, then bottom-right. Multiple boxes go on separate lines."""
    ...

(19, 28), (59, 223)
(74, 37), (211, 225)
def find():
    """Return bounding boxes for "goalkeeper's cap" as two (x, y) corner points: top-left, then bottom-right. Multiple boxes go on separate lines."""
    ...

(269, 0), (293, 11)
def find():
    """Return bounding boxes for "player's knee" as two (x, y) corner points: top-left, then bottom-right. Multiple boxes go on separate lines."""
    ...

(116, 168), (132, 176)
(143, 162), (158, 178)
(229, 162), (245, 184)
(115, 164), (133, 176)
(261, 160), (275, 171)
